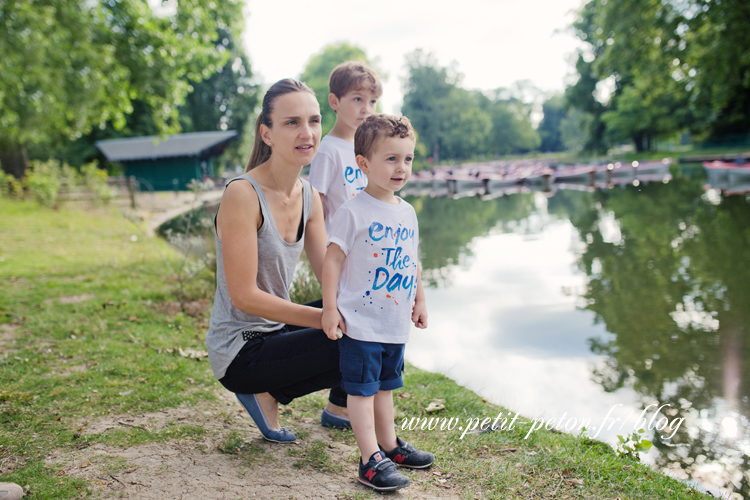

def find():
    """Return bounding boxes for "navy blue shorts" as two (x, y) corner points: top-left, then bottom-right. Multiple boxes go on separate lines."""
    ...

(339, 335), (405, 397)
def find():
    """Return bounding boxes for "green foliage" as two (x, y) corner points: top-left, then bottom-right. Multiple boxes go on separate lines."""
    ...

(538, 94), (567, 152)
(25, 160), (63, 207)
(401, 50), (459, 163)
(568, 0), (750, 151)
(402, 51), (542, 162)
(289, 257), (322, 305)
(0, 0), (244, 175)
(75, 161), (114, 205)
(10, 159), (113, 207)
(178, 27), (259, 172)
(564, 53), (609, 153)
(0, 170), (24, 198)
(300, 42), (374, 137)
(615, 430), (654, 461)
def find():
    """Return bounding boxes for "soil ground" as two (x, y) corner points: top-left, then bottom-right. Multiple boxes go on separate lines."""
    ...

(46, 389), (453, 499)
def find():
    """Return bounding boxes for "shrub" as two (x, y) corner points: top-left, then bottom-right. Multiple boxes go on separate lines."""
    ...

(26, 160), (63, 207)
(80, 162), (114, 205)
(0, 170), (25, 198)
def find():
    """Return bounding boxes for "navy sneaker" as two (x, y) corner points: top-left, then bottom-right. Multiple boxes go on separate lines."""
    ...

(358, 451), (410, 491)
(381, 436), (435, 469)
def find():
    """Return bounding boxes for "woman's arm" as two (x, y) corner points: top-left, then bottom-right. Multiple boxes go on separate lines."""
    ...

(321, 243), (347, 340)
(218, 180), (322, 329)
(304, 186), (327, 283)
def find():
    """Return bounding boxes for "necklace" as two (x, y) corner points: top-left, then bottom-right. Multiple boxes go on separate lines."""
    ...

(269, 172), (294, 205)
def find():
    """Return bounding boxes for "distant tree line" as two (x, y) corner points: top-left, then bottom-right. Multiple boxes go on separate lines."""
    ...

(4, 0), (745, 179)
(0, 0), (257, 178)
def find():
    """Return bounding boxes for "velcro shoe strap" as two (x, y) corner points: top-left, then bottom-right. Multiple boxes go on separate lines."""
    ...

(372, 458), (394, 471)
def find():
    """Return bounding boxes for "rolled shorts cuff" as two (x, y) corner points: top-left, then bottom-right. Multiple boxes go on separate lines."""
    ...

(342, 380), (381, 397)
(380, 375), (404, 392)
(342, 375), (404, 396)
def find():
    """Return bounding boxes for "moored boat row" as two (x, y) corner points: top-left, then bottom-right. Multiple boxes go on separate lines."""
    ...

(402, 158), (674, 197)
(701, 159), (750, 196)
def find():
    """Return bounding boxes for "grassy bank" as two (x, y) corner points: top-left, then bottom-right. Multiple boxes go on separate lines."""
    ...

(0, 198), (709, 499)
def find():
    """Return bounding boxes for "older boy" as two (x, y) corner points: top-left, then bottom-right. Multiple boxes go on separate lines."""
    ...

(322, 114), (433, 492)
(309, 61), (382, 234)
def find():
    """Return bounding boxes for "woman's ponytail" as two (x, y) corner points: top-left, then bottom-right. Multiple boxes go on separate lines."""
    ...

(246, 114), (271, 171)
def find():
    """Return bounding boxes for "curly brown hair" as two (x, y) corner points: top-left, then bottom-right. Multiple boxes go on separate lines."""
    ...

(354, 114), (416, 159)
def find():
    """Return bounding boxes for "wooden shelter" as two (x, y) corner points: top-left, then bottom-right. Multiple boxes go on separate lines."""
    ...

(96, 131), (237, 190)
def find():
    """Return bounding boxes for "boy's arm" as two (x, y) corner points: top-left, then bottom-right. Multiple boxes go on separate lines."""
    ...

(411, 262), (428, 329)
(322, 243), (347, 340)
(304, 187), (327, 282)
(318, 192), (328, 223)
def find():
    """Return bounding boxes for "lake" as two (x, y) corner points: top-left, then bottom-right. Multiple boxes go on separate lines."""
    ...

(402, 164), (749, 499)
(165, 164), (749, 498)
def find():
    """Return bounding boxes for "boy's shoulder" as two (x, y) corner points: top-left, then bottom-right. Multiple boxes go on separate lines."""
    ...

(321, 134), (353, 149)
(314, 135), (353, 162)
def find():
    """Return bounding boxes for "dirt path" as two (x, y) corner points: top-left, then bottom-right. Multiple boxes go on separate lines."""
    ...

(50, 390), (453, 499)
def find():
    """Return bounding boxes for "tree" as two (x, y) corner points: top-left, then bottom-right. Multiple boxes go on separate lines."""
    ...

(401, 50), (458, 163)
(0, 0), (241, 177)
(685, 0), (750, 140)
(538, 94), (566, 152)
(566, 0), (750, 150)
(299, 42), (375, 137)
(178, 27), (259, 172)
(483, 90), (541, 155)
(564, 52), (609, 154)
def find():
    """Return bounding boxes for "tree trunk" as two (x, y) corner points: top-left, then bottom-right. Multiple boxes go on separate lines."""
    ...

(0, 137), (29, 179)
(432, 136), (440, 164)
(632, 132), (646, 153)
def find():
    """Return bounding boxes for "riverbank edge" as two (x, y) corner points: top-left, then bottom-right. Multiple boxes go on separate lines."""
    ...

(0, 198), (709, 499)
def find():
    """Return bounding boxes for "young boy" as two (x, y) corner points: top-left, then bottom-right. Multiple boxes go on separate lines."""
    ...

(322, 114), (433, 491)
(309, 61), (382, 233)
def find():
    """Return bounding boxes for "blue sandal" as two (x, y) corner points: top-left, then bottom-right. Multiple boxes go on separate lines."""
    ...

(236, 393), (296, 443)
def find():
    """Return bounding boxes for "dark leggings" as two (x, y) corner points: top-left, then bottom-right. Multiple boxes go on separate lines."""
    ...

(218, 300), (347, 407)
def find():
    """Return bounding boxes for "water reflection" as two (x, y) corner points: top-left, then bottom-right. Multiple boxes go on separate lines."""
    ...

(405, 167), (750, 498)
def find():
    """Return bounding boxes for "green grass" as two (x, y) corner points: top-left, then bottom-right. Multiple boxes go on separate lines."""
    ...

(286, 368), (710, 499)
(0, 198), (218, 496)
(0, 197), (711, 499)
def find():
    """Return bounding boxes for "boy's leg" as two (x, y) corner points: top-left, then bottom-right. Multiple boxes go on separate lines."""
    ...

(348, 394), (379, 462)
(373, 390), (398, 452)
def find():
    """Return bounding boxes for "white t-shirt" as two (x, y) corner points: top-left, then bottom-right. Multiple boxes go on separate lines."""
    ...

(309, 135), (368, 233)
(328, 191), (420, 344)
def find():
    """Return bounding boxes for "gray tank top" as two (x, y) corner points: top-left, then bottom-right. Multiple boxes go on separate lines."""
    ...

(206, 174), (312, 380)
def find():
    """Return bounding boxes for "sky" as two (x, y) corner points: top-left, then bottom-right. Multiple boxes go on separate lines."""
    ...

(243, 0), (586, 114)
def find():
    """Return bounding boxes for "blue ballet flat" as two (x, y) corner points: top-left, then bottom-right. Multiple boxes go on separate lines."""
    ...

(236, 393), (297, 443)
(321, 408), (352, 429)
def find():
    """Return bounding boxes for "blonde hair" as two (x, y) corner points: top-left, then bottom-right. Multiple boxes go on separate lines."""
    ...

(246, 79), (316, 171)
(355, 114), (415, 159)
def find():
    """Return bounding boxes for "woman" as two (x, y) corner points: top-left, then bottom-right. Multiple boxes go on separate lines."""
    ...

(206, 79), (348, 443)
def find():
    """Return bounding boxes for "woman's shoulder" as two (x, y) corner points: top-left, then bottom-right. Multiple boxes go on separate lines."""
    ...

(224, 175), (260, 200)
(218, 176), (262, 222)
